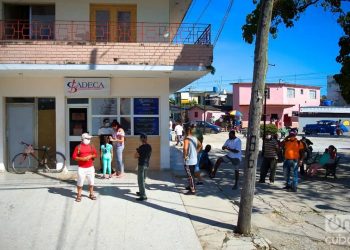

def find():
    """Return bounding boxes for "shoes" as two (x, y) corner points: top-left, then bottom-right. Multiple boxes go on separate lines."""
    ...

(116, 173), (125, 178)
(136, 197), (147, 201)
(292, 186), (297, 192)
(196, 181), (204, 185)
(282, 185), (291, 190)
(258, 180), (265, 184)
(136, 192), (141, 196)
(184, 190), (196, 195)
(185, 186), (191, 191)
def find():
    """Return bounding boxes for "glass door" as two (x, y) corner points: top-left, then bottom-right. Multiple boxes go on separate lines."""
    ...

(67, 106), (88, 168)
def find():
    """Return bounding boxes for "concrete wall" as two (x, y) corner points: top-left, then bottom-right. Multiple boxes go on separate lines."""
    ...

(0, 76), (170, 171)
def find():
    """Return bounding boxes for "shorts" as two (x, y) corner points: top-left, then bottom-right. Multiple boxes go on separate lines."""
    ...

(77, 166), (95, 187)
(222, 156), (241, 171)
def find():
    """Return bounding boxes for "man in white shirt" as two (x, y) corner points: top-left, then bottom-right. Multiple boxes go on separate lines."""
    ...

(210, 130), (242, 189)
(98, 118), (114, 136)
(174, 122), (184, 146)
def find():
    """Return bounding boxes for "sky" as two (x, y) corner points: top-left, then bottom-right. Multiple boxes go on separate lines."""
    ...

(181, 0), (350, 96)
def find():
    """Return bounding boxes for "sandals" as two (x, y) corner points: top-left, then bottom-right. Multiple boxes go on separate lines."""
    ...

(75, 195), (82, 202)
(89, 193), (97, 200)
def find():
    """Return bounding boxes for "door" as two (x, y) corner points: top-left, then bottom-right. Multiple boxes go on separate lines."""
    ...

(67, 106), (88, 169)
(90, 4), (136, 42)
(7, 104), (35, 167)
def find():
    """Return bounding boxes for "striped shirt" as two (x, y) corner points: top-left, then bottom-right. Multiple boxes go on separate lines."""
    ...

(263, 139), (279, 158)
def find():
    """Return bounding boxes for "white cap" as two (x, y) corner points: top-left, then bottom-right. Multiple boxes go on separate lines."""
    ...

(81, 133), (92, 140)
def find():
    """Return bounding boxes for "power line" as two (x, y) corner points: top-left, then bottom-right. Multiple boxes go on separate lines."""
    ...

(195, 0), (212, 23)
(213, 0), (234, 47)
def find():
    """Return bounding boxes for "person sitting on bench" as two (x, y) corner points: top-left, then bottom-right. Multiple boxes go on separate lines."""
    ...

(307, 145), (337, 177)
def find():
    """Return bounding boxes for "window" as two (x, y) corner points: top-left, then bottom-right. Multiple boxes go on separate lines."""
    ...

(90, 4), (137, 42)
(4, 4), (55, 40)
(194, 111), (198, 118)
(309, 90), (316, 99)
(287, 88), (295, 98)
(300, 89), (304, 95)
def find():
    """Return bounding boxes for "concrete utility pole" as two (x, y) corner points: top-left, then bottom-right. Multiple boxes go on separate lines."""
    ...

(236, 0), (275, 234)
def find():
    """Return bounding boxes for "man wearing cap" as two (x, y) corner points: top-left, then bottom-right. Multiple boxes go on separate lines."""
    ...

(72, 133), (98, 202)
(281, 130), (304, 192)
(259, 132), (279, 184)
(134, 133), (152, 201)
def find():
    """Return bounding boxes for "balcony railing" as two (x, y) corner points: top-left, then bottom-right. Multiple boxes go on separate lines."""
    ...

(0, 20), (211, 45)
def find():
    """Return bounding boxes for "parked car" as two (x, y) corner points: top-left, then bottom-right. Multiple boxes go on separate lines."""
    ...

(303, 120), (348, 135)
(186, 121), (222, 134)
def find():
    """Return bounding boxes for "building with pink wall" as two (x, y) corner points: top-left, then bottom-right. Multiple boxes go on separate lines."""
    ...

(188, 105), (225, 123)
(232, 83), (321, 128)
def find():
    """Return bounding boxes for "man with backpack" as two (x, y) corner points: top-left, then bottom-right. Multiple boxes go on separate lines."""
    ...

(281, 130), (304, 192)
(72, 133), (97, 202)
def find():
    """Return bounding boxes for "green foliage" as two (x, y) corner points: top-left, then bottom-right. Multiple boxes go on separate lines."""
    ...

(242, 0), (348, 103)
(334, 11), (350, 104)
(260, 124), (278, 136)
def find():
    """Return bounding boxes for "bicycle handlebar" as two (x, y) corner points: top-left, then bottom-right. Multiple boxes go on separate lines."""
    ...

(20, 141), (50, 151)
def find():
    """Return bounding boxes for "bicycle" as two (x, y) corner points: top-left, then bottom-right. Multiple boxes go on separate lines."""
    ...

(12, 141), (66, 174)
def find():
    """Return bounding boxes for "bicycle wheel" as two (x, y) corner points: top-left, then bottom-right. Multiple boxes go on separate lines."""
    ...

(46, 152), (66, 173)
(12, 153), (31, 174)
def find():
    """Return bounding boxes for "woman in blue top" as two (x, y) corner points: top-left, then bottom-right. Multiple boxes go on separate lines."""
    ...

(101, 136), (113, 179)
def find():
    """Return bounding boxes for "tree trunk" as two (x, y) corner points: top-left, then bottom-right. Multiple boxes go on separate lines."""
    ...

(236, 0), (274, 234)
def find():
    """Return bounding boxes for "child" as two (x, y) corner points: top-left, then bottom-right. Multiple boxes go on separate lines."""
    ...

(101, 135), (113, 179)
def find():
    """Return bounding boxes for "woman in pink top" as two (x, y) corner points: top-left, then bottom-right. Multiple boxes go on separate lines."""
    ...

(109, 121), (125, 177)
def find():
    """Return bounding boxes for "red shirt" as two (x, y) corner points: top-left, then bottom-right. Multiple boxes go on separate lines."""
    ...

(72, 143), (97, 168)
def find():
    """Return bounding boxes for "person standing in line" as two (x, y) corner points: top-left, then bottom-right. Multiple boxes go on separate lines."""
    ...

(192, 124), (204, 185)
(174, 121), (184, 146)
(135, 133), (152, 201)
(109, 121), (126, 178)
(169, 119), (173, 141)
(281, 130), (304, 192)
(258, 132), (279, 184)
(100, 135), (113, 179)
(72, 133), (97, 202)
(210, 130), (242, 190)
(183, 125), (202, 195)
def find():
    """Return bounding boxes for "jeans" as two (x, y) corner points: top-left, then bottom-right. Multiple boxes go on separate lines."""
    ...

(102, 156), (112, 175)
(115, 145), (125, 173)
(137, 164), (148, 198)
(283, 159), (298, 188)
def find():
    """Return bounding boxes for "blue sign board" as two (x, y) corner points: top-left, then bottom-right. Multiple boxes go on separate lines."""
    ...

(134, 98), (159, 115)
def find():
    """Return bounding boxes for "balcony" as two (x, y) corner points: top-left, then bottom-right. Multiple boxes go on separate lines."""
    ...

(0, 20), (211, 45)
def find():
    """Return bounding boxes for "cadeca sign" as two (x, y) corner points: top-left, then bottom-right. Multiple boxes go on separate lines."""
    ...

(64, 78), (110, 97)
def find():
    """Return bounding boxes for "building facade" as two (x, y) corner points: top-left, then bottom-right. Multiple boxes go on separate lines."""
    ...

(0, 0), (213, 172)
(232, 83), (321, 128)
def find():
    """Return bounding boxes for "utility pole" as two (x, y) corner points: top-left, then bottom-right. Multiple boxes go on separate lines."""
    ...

(237, 0), (275, 234)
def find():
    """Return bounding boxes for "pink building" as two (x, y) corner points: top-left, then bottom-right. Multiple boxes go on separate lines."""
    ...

(232, 83), (321, 128)
(188, 105), (225, 123)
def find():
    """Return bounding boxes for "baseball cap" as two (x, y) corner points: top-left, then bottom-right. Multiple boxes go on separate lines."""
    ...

(81, 133), (92, 140)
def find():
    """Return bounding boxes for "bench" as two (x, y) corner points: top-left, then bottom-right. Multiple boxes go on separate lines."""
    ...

(324, 156), (341, 179)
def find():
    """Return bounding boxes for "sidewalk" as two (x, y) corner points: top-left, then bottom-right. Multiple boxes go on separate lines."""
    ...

(0, 171), (202, 250)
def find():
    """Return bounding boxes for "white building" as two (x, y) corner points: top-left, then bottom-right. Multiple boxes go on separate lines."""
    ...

(0, 0), (213, 172)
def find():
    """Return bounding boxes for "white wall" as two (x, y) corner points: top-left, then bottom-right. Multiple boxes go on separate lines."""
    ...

(0, 76), (170, 170)
(0, 0), (169, 23)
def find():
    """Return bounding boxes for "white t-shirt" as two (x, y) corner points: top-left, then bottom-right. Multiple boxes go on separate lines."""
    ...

(223, 137), (242, 160)
(169, 120), (173, 130)
(174, 125), (183, 136)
